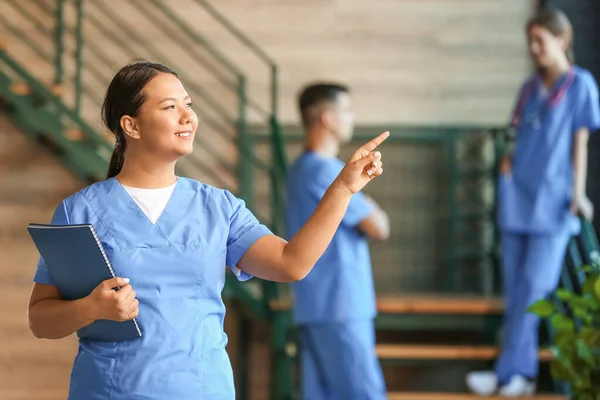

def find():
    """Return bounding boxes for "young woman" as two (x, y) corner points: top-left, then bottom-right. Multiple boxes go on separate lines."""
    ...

(27, 61), (388, 400)
(467, 9), (600, 396)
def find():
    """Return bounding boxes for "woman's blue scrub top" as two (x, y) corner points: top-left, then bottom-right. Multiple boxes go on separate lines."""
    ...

(498, 66), (600, 234)
(33, 177), (272, 400)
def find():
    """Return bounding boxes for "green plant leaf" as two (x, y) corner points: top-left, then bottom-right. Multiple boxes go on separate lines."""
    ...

(528, 299), (556, 317)
(551, 314), (575, 332)
(583, 278), (596, 296)
(571, 294), (600, 311)
(594, 277), (600, 302)
(549, 359), (572, 381)
(555, 330), (577, 349)
(556, 288), (573, 301)
(579, 327), (600, 347)
(576, 339), (595, 366)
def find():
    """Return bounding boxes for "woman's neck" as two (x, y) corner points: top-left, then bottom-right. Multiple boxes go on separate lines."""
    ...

(541, 58), (571, 88)
(115, 153), (178, 189)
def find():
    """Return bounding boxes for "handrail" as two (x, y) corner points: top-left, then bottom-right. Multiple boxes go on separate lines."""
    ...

(146, 0), (270, 120)
(148, 0), (243, 78)
(0, 51), (111, 152)
(192, 0), (279, 118)
(192, 0), (277, 67)
(88, 0), (236, 122)
(133, 0), (237, 90)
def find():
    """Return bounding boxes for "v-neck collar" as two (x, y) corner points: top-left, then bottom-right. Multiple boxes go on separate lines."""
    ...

(111, 177), (179, 228)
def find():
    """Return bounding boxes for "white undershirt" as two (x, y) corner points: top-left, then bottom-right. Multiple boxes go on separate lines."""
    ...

(122, 182), (177, 224)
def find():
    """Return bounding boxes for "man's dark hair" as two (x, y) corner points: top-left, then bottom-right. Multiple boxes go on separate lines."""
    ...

(297, 83), (349, 128)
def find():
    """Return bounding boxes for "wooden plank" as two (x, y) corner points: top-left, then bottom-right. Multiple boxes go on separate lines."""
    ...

(50, 84), (64, 96)
(10, 82), (30, 95)
(387, 393), (566, 400)
(377, 345), (554, 361)
(377, 296), (503, 315)
(270, 295), (504, 315)
(64, 129), (85, 141)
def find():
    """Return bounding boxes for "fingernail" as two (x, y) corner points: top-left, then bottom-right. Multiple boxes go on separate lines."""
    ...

(123, 278), (130, 283)
(375, 151), (381, 157)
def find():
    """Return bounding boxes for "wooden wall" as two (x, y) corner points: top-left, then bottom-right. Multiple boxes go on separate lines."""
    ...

(177, 0), (537, 126)
(1, 0), (536, 127)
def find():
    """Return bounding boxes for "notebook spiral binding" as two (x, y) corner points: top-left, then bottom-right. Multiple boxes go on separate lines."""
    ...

(89, 225), (143, 338)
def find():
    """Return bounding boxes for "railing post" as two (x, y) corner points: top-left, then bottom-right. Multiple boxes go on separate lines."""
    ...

(237, 76), (253, 209)
(54, 0), (65, 90)
(271, 65), (278, 120)
(74, 0), (84, 115)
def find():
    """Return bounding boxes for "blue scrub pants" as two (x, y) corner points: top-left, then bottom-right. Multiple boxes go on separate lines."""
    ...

(299, 319), (387, 400)
(495, 227), (572, 383)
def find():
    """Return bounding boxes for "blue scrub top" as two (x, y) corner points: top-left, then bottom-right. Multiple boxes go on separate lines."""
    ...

(285, 151), (377, 325)
(498, 66), (600, 234)
(33, 177), (271, 400)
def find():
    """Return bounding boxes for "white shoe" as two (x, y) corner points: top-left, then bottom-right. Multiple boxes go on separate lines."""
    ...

(498, 375), (536, 396)
(466, 370), (498, 395)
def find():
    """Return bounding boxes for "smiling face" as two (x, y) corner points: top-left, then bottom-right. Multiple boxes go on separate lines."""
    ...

(120, 73), (198, 161)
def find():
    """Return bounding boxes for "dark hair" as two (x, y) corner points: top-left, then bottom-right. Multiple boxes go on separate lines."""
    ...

(103, 61), (178, 179)
(527, 8), (574, 63)
(297, 83), (349, 128)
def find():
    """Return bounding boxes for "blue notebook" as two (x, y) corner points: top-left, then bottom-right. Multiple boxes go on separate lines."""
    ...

(27, 223), (142, 342)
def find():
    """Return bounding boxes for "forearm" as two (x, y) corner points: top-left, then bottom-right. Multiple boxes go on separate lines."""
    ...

(282, 180), (353, 277)
(573, 128), (590, 196)
(29, 297), (96, 339)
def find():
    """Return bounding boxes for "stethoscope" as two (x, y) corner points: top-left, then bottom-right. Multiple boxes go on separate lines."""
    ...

(510, 66), (575, 130)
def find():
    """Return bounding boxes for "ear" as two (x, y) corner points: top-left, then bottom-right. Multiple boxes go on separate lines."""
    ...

(120, 115), (141, 140)
(320, 109), (336, 131)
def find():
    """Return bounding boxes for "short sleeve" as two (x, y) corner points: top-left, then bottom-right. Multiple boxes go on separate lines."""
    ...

(308, 159), (375, 228)
(33, 201), (70, 285)
(224, 191), (272, 281)
(573, 72), (600, 134)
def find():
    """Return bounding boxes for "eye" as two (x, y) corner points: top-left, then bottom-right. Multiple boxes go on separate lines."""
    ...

(186, 102), (193, 108)
(164, 104), (175, 110)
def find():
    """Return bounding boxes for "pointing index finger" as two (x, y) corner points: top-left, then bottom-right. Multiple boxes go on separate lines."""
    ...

(361, 131), (389, 152)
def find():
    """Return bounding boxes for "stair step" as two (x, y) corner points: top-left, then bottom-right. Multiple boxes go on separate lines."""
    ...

(377, 345), (553, 361)
(270, 295), (504, 315)
(387, 393), (565, 400)
(10, 82), (30, 95)
(64, 128), (85, 141)
(377, 295), (503, 314)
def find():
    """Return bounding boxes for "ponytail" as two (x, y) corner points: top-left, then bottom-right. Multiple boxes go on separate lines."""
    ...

(106, 140), (125, 179)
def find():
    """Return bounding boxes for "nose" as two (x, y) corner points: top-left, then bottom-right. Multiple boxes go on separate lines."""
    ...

(181, 108), (196, 125)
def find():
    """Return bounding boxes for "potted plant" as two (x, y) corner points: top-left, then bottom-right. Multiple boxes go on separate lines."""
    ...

(529, 260), (600, 399)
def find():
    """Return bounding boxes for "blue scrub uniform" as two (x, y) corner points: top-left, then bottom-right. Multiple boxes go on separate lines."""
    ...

(285, 151), (386, 400)
(496, 66), (600, 383)
(33, 177), (271, 400)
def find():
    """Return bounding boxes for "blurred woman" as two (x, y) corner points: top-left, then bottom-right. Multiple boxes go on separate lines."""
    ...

(467, 8), (600, 396)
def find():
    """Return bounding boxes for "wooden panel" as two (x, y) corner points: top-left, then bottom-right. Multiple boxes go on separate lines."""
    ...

(0, 114), (83, 400)
(377, 344), (554, 361)
(0, 0), (536, 127)
(388, 393), (566, 400)
(376, 296), (503, 315)
(164, 0), (536, 125)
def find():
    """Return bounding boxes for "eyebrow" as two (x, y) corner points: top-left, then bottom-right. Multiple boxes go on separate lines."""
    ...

(159, 95), (191, 104)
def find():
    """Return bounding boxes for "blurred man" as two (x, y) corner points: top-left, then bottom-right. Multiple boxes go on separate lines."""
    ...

(285, 83), (390, 399)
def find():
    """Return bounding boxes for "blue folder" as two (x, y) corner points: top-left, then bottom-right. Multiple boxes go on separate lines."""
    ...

(27, 223), (142, 342)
